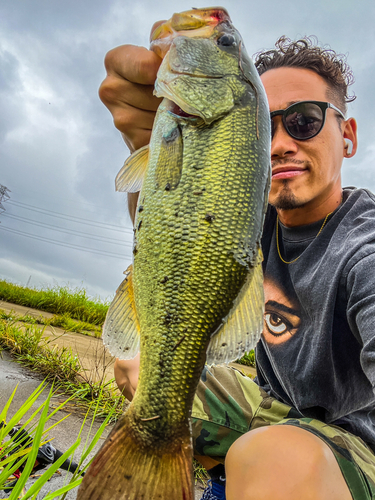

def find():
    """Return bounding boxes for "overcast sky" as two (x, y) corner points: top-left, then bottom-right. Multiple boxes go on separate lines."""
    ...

(1, 0), (374, 301)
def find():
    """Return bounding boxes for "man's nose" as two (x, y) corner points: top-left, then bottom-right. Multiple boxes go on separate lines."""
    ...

(271, 117), (298, 159)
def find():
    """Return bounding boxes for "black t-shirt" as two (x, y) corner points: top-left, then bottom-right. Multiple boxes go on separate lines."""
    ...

(257, 187), (375, 450)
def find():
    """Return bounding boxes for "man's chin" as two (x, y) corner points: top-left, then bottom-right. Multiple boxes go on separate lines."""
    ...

(270, 183), (307, 210)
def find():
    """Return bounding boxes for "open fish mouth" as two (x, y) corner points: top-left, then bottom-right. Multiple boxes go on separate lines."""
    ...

(150, 7), (231, 58)
(168, 101), (201, 119)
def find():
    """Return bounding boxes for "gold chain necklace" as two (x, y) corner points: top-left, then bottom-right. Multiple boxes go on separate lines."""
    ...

(276, 209), (335, 265)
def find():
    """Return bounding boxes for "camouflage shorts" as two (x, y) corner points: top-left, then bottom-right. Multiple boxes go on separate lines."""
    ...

(191, 365), (375, 500)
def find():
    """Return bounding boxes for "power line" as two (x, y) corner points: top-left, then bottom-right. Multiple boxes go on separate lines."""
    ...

(7, 200), (134, 233)
(12, 187), (121, 212)
(0, 226), (128, 259)
(1, 212), (132, 247)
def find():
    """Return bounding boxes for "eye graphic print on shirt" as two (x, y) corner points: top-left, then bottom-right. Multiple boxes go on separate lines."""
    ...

(262, 273), (303, 345)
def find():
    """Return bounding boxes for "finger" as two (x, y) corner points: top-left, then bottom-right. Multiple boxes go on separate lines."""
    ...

(99, 75), (162, 112)
(104, 45), (162, 85)
(149, 20), (167, 42)
(122, 127), (153, 153)
(111, 104), (156, 137)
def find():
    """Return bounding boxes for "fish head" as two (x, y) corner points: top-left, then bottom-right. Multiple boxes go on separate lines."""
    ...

(152, 8), (263, 125)
(150, 7), (231, 59)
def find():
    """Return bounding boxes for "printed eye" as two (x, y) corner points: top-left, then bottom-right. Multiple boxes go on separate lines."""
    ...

(217, 34), (235, 46)
(264, 313), (289, 336)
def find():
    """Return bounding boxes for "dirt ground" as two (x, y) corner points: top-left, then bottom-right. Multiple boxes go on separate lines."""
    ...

(0, 300), (256, 381)
(0, 300), (116, 385)
(0, 300), (256, 498)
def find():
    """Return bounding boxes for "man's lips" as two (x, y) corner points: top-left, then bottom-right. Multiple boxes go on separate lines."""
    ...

(272, 166), (307, 180)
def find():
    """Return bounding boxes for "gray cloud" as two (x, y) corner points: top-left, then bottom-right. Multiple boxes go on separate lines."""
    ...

(1, 0), (374, 299)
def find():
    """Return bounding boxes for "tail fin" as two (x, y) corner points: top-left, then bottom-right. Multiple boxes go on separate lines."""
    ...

(77, 415), (194, 500)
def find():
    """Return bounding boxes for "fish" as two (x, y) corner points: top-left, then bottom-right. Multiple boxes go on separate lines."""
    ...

(77, 7), (271, 500)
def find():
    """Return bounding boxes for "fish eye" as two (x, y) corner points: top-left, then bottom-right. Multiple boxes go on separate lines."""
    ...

(217, 34), (236, 46)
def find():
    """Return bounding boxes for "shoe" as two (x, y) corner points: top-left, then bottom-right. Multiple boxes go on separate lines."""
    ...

(200, 479), (226, 500)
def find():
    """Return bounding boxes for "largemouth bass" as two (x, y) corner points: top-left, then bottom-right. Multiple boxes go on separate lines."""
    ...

(77, 7), (270, 500)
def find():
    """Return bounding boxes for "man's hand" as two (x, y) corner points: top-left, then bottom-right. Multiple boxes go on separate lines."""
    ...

(99, 44), (163, 153)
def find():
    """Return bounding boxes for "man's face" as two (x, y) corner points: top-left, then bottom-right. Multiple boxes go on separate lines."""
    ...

(261, 67), (346, 211)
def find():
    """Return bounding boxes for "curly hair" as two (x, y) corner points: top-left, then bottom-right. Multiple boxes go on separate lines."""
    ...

(254, 36), (356, 114)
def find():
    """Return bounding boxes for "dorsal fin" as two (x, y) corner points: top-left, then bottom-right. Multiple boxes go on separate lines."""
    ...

(102, 265), (140, 359)
(115, 145), (149, 193)
(206, 248), (264, 365)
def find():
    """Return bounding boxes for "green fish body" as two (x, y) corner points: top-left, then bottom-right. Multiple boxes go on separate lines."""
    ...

(78, 8), (270, 500)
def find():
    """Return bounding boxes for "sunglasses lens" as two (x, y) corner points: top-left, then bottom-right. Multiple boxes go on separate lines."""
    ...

(284, 103), (324, 139)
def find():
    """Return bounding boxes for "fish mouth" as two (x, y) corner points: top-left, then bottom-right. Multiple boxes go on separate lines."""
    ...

(168, 101), (200, 119)
(156, 71), (205, 120)
(150, 8), (231, 58)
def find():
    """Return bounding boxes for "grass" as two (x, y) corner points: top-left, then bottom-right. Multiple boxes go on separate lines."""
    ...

(0, 318), (210, 486)
(0, 382), (115, 499)
(0, 278), (253, 487)
(0, 278), (255, 364)
(0, 318), (126, 422)
(0, 280), (109, 325)
(0, 308), (102, 337)
(236, 350), (256, 368)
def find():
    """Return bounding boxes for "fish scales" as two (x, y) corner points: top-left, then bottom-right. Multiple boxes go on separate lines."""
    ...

(133, 109), (264, 421)
(78, 7), (270, 500)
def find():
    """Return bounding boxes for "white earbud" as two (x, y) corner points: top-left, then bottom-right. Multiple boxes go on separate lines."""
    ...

(344, 138), (353, 156)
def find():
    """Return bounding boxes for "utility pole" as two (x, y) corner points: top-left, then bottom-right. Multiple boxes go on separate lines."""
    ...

(0, 184), (10, 218)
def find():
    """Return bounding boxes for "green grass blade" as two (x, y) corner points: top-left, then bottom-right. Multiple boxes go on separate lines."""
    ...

(42, 412), (71, 436)
(0, 384), (18, 432)
(8, 388), (52, 500)
(22, 439), (81, 499)
(0, 454), (29, 491)
(1, 382), (47, 438)
(42, 478), (83, 500)
(79, 414), (111, 465)
(0, 446), (32, 466)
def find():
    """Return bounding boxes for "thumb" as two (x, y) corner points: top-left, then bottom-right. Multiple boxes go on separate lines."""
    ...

(149, 20), (167, 43)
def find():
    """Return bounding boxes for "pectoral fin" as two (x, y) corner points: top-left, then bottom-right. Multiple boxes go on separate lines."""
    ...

(115, 145), (149, 193)
(102, 265), (140, 359)
(206, 248), (264, 365)
(155, 125), (183, 190)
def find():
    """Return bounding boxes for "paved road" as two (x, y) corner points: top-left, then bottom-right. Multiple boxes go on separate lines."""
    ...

(0, 350), (112, 499)
(0, 300), (116, 385)
(0, 352), (206, 499)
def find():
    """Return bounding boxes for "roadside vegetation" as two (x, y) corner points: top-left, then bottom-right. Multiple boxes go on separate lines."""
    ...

(0, 280), (109, 325)
(0, 279), (255, 366)
(0, 318), (125, 421)
(1, 279), (250, 487)
(0, 308), (102, 338)
(0, 319), (209, 487)
(0, 382), (114, 499)
(236, 350), (256, 368)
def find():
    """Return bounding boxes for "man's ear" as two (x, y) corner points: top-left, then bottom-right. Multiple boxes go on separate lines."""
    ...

(343, 117), (358, 157)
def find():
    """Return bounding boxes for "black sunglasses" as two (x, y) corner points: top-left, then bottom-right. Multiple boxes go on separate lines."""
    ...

(270, 101), (345, 141)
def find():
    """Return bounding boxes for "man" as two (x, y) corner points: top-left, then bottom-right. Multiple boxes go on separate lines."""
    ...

(99, 31), (375, 500)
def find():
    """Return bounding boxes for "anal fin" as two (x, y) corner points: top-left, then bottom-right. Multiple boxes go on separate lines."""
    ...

(102, 265), (140, 359)
(206, 248), (264, 365)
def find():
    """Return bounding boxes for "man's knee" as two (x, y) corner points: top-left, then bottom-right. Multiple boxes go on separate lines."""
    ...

(225, 425), (351, 500)
(114, 354), (140, 401)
